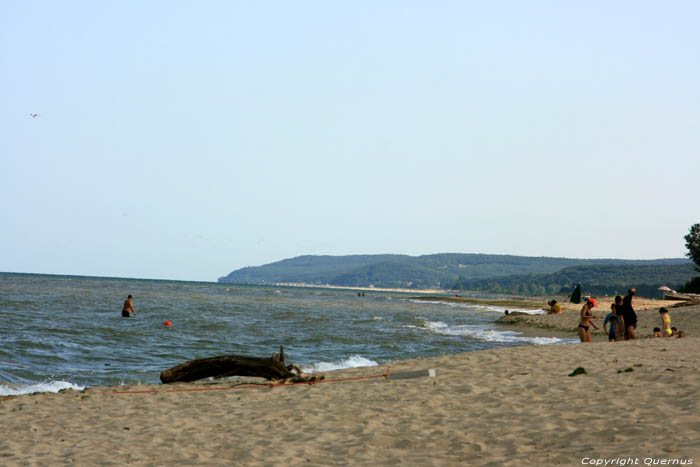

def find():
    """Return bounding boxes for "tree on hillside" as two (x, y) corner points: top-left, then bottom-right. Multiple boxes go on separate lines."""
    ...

(684, 223), (700, 272)
(679, 223), (700, 293)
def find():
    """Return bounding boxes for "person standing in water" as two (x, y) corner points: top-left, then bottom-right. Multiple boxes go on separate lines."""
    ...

(122, 295), (136, 317)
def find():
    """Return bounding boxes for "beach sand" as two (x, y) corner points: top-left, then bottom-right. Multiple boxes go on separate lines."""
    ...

(2, 330), (699, 465)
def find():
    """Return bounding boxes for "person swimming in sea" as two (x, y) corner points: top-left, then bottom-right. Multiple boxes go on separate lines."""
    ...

(578, 298), (599, 343)
(122, 295), (136, 317)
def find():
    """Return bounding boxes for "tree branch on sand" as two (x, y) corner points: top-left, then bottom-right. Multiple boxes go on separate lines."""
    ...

(160, 346), (323, 384)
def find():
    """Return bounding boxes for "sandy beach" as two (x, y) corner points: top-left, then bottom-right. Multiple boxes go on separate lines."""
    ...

(2, 304), (699, 466)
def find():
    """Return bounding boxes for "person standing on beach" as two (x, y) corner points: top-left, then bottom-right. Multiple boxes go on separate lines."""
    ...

(578, 298), (599, 342)
(611, 295), (625, 339)
(659, 307), (672, 337)
(122, 295), (136, 317)
(621, 288), (637, 340)
(603, 312), (620, 342)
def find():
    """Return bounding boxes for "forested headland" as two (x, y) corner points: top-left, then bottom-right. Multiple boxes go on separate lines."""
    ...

(218, 254), (693, 297)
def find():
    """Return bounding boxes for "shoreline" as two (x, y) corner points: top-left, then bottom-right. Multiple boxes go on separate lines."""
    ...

(274, 281), (448, 294)
(3, 338), (698, 465)
(410, 294), (547, 309)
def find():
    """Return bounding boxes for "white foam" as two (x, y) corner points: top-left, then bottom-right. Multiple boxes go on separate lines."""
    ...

(303, 355), (378, 373)
(0, 380), (85, 396)
(410, 299), (480, 309)
(409, 299), (546, 314)
(419, 320), (576, 345)
(507, 308), (547, 315)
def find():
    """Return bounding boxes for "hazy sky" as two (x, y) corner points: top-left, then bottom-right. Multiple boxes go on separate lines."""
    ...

(2, 1), (699, 281)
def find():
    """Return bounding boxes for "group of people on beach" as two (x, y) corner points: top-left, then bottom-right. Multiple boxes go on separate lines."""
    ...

(576, 291), (635, 343)
(574, 287), (685, 343)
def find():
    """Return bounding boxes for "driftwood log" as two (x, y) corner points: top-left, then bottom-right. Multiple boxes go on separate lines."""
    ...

(160, 346), (322, 384)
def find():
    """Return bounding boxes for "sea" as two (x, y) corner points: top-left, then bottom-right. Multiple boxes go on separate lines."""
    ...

(0, 273), (575, 396)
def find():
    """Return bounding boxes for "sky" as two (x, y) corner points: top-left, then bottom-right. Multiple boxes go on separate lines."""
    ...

(2, 1), (699, 281)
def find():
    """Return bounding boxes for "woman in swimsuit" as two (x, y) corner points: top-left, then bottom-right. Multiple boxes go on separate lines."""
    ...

(578, 298), (599, 343)
(659, 308), (672, 337)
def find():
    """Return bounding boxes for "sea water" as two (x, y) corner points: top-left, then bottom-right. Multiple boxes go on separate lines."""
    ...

(0, 273), (574, 395)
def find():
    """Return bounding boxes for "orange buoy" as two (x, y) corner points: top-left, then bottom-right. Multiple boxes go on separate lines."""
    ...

(164, 320), (172, 326)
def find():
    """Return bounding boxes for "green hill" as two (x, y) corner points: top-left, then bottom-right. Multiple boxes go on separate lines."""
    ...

(218, 254), (691, 294)
(452, 263), (697, 297)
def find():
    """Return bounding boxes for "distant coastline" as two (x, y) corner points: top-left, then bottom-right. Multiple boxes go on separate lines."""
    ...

(220, 253), (694, 298)
(274, 282), (446, 295)
(275, 282), (557, 310)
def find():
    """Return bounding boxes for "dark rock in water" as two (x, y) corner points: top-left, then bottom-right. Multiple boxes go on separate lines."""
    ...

(507, 311), (532, 317)
(495, 312), (533, 323)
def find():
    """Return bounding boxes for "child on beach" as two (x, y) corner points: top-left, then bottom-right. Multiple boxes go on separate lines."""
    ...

(578, 298), (599, 343)
(653, 327), (662, 338)
(603, 312), (620, 342)
(608, 297), (625, 341)
(659, 308), (672, 337)
(612, 296), (624, 320)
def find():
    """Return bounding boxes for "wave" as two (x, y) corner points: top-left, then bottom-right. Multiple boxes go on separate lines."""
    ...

(417, 320), (576, 345)
(303, 355), (378, 373)
(409, 299), (546, 314)
(0, 380), (85, 396)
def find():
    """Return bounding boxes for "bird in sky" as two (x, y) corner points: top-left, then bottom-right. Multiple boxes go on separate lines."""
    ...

(29, 113), (40, 118)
